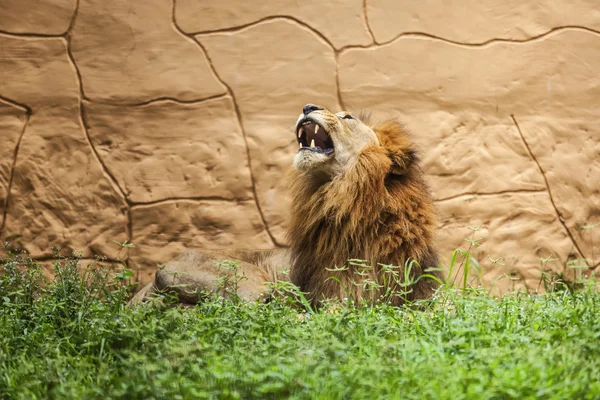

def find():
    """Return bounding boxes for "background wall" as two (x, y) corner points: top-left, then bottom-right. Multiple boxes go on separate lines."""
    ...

(1, 0), (599, 293)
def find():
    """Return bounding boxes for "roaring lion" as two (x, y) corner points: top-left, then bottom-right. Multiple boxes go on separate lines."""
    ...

(130, 104), (442, 307)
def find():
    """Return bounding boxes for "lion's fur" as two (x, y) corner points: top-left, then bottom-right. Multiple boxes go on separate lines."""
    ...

(286, 118), (441, 306)
(132, 112), (442, 309)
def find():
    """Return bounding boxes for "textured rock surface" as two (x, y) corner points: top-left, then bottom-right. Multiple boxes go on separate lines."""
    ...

(198, 19), (340, 243)
(3, 108), (129, 259)
(515, 117), (600, 264)
(0, 36), (128, 258)
(0, 0), (76, 35)
(399, 112), (545, 200)
(367, 0), (600, 44)
(0, 37), (79, 106)
(84, 96), (252, 204)
(0, 100), (28, 229)
(176, 0), (372, 49)
(70, 0), (225, 103)
(1, 1), (599, 291)
(339, 29), (600, 277)
(339, 31), (600, 116)
(436, 192), (576, 295)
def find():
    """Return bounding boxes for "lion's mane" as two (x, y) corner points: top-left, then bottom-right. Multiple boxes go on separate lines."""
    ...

(285, 119), (441, 306)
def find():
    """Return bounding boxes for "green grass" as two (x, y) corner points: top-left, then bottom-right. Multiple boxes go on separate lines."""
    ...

(1, 249), (600, 399)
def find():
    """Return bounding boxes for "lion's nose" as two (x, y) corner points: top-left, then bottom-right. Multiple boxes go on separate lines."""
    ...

(303, 104), (322, 116)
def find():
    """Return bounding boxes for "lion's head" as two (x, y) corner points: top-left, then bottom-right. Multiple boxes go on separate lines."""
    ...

(293, 104), (380, 176)
(286, 104), (442, 306)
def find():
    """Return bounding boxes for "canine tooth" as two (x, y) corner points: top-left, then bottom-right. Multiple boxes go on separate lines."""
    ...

(298, 127), (304, 138)
(310, 139), (315, 147)
(299, 142), (302, 148)
(314, 125), (319, 134)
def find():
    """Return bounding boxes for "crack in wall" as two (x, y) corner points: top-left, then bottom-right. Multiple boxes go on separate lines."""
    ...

(0, 106), (32, 236)
(338, 25), (600, 53)
(0, 95), (30, 112)
(435, 188), (546, 203)
(0, 0), (77, 37)
(362, 0), (376, 44)
(64, 63), (128, 204)
(62, 3), (133, 267)
(70, 70), (131, 228)
(65, 0), (79, 34)
(4, 17), (600, 52)
(171, 12), (600, 54)
(184, 16), (600, 128)
(185, 13), (349, 121)
(170, 1), (226, 96)
(335, 53), (346, 110)
(87, 93), (229, 107)
(131, 196), (254, 209)
(189, 15), (345, 243)
(511, 115), (586, 262)
(181, 14), (345, 50)
(172, 1), (283, 248)
(0, 30), (64, 39)
(191, 15), (337, 52)
(197, 42), (282, 248)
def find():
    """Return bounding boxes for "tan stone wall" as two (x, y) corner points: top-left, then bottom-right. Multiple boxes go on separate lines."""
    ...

(1, 0), (599, 292)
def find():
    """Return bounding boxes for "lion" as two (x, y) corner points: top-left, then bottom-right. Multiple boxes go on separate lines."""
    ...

(130, 104), (443, 307)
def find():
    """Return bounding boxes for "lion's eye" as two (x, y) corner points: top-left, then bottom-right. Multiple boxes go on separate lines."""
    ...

(342, 114), (354, 120)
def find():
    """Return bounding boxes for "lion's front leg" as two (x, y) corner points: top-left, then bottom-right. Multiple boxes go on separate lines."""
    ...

(128, 248), (291, 306)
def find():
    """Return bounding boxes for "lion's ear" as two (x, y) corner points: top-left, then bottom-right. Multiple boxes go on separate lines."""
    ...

(372, 119), (416, 176)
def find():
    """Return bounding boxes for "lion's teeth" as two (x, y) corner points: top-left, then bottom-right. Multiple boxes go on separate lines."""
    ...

(298, 127), (303, 138)
(314, 125), (319, 134)
(310, 139), (315, 147)
(299, 142), (302, 148)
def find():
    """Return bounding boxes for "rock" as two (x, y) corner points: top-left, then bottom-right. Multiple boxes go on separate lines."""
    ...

(70, 0), (225, 103)
(3, 109), (129, 258)
(83, 96), (253, 204)
(0, 0), (76, 35)
(0, 37), (79, 107)
(367, 0), (600, 44)
(515, 117), (600, 265)
(339, 29), (600, 268)
(130, 200), (272, 285)
(2, 1), (599, 290)
(436, 192), (577, 295)
(402, 111), (545, 200)
(0, 36), (128, 258)
(176, 0), (372, 49)
(198, 19), (340, 243)
(339, 30), (600, 117)
(0, 100), (28, 232)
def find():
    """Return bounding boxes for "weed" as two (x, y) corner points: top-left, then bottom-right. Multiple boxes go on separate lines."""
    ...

(0, 239), (599, 399)
(213, 259), (248, 303)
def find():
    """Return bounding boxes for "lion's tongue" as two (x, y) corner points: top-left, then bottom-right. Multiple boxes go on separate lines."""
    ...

(305, 123), (327, 148)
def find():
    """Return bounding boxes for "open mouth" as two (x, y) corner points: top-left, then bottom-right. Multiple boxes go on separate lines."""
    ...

(296, 119), (335, 155)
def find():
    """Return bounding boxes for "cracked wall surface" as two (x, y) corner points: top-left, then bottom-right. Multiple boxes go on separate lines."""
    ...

(1, 0), (598, 291)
